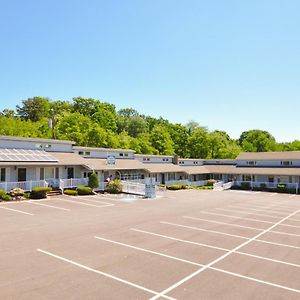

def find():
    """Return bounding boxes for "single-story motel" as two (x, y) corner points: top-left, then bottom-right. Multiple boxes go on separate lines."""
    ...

(0, 135), (299, 193)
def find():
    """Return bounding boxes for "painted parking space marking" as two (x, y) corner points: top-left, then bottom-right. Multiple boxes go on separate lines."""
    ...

(37, 249), (175, 300)
(200, 211), (300, 229)
(184, 215), (300, 237)
(216, 208), (283, 220)
(27, 201), (71, 211)
(0, 205), (34, 216)
(58, 198), (114, 208)
(70, 196), (115, 206)
(160, 221), (249, 240)
(150, 209), (300, 299)
(183, 216), (264, 231)
(227, 205), (287, 216)
(131, 228), (300, 269)
(270, 193), (278, 197)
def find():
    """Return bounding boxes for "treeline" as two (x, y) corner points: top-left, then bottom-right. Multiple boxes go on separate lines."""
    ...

(0, 97), (299, 158)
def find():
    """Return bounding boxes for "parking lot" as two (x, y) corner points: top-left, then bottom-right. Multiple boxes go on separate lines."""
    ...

(1, 189), (300, 300)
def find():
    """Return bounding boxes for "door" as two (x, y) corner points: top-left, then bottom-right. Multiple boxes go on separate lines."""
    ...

(67, 167), (74, 179)
(18, 168), (27, 181)
(161, 173), (165, 184)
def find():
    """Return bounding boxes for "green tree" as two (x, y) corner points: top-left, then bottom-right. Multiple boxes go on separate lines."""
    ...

(150, 126), (174, 155)
(16, 97), (50, 121)
(239, 129), (277, 152)
(88, 173), (99, 190)
(187, 127), (209, 158)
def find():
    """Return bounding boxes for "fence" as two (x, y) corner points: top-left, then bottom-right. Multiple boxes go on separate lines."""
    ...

(59, 178), (89, 190)
(121, 180), (146, 196)
(0, 180), (48, 192)
(165, 179), (208, 187)
(234, 181), (299, 192)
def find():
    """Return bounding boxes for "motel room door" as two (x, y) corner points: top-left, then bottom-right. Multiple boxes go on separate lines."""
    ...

(18, 168), (27, 181)
(161, 174), (165, 184)
(67, 167), (74, 179)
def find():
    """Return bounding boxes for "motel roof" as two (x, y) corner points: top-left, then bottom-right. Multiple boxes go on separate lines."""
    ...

(83, 159), (146, 171)
(237, 151), (300, 160)
(50, 152), (91, 166)
(144, 163), (187, 173)
(73, 146), (135, 153)
(0, 135), (75, 145)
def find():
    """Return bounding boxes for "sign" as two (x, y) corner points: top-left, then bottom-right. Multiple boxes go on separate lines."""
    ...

(145, 177), (156, 198)
(106, 155), (116, 165)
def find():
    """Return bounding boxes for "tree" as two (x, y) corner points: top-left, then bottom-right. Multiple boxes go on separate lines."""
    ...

(187, 127), (209, 158)
(150, 125), (174, 155)
(16, 97), (50, 121)
(88, 173), (99, 191)
(239, 130), (277, 152)
(169, 124), (189, 157)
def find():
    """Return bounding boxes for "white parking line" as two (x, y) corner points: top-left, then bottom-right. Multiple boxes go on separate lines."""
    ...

(71, 196), (115, 206)
(231, 204), (295, 213)
(94, 235), (300, 297)
(94, 236), (201, 266)
(58, 198), (113, 208)
(0, 205), (34, 216)
(216, 208), (282, 220)
(160, 221), (248, 240)
(200, 211), (300, 229)
(150, 210), (300, 299)
(27, 201), (70, 211)
(37, 249), (175, 300)
(131, 228), (300, 269)
(184, 215), (300, 237)
(161, 221), (300, 251)
(270, 193), (278, 197)
(183, 216), (263, 231)
(227, 205), (287, 216)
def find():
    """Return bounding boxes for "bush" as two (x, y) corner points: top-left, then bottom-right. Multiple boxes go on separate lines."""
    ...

(30, 187), (52, 199)
(64, 189), (78, 196)
(240, 182), (251, 190)
(76, 186), (92, 195)
(106, 179), (123, 194)
(88, 173), (99, 190)
(207, 179), (217, 186)
(166, 184), (187, 190)
(277, 184), (287, 193)
(195, 185), (213, 190)
(23, 192), (31, 199)
(1, 194), (12, 201)
(0, 189), (6, 199)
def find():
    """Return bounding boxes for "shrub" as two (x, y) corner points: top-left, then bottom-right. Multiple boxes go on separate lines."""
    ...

(207, 179), (217, 186)
(240, 182), (251, 190)
(23, 192), (31, 199)
(64, 189), (78, 196)
(0, 189), (6, 199)
(196, 185), (213, 190)
(166, 185), (181, 190)
(88, 173), (99, 190)
(106, 179), (123, 194)
(1, 194), (12, 201)
(277, 184), (287, 193)
(76, 186), (92, 195)
(30, 187), (51, 199)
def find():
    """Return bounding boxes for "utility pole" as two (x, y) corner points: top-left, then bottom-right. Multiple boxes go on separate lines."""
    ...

(49, 108), (56, 139)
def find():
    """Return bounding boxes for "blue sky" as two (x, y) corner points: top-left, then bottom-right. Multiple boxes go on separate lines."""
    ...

(0, 0), (299, 142)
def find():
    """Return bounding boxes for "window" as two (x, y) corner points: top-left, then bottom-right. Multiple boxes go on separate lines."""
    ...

(85, 151), (90, 155)
(125, 153), (128, 157)
(281, 161), (292, 166)
(247, 161), (256, 166)
(193, 161), (198, 165)
(40, 168), (45, 180)
(79, 151), (90, 155)
(119, 153), (124, 157)
(268, 176), (274, 183)
(1, 168), (6, 182)
(79, 151), (84, 155)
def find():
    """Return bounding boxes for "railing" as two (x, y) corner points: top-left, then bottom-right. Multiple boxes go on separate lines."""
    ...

(0, 180), (48, 192)
(165, 179), (189, 186)
(121, 180), (146, 196)
(213, 181), (224, 191)
(234, 181), (299, 189)
(222, 181), (234, 190)
(59, 178), (89, 190)
(188, 180), (208, 187)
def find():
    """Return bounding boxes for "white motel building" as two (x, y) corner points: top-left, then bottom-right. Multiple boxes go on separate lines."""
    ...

(0, 135), (299, 193)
